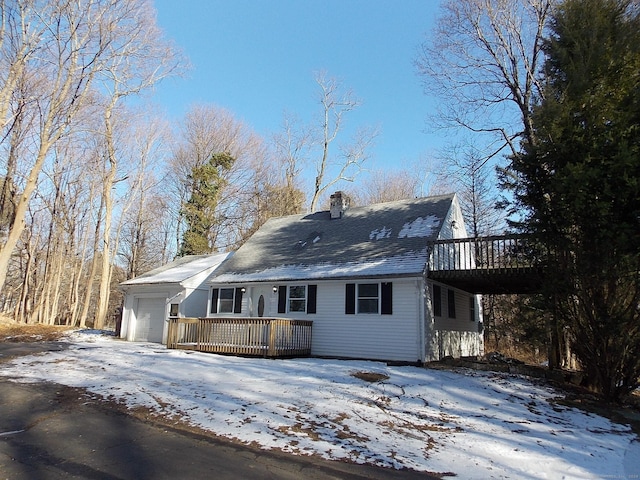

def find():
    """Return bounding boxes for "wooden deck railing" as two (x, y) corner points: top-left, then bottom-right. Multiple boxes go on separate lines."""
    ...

(427, 234), (545, 294)
(166, 317), (313, 358)
(428, 234), (538, 273)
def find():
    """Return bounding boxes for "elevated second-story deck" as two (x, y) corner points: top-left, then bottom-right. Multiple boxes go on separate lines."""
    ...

(427, 235), (545, 294)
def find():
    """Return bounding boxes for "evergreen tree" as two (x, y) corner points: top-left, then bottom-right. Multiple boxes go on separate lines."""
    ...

(508, 0), (640, 400)
(179, 152), (235, 256)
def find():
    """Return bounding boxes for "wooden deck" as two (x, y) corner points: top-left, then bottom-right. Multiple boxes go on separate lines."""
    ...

(166, 317), (313, 358)
(428, 235), (545, 294)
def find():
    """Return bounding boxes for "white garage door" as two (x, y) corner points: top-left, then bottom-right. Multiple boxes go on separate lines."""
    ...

(134, 298), (166, 343)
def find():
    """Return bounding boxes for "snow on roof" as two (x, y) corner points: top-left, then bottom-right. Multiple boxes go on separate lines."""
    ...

(214, 248), (428, 282)
(210, 194), (455, 284)
(121, 252), (231, 286)
(398, 214), (441, 238)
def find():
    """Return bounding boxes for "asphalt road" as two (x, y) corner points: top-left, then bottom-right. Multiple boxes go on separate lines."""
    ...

(0, 342), (438, 480)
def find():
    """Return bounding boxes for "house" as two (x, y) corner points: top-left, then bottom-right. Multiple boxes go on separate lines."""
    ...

(119, 252), (231, 344)
(206, 192), (483, 363)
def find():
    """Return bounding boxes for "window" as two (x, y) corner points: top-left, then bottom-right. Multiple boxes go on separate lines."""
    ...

(345, 282), (392, 315)
(218, 288), (235, 313)
(358, 283), (379, 314)
(288, 285), (306, 312)
(447, 289), (456, 318)
(433, 285), (442, 317)
(277, 284), (317, 314)
(169, 303), (179, 317)
(210, 287), (243, 314)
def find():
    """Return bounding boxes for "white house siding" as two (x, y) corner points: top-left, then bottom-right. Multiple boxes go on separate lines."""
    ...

(208, 279), (421, 362)
(305, 279), (422, 363)
(430, 198), (475, 273)
(121, 285), (210, 344)
(181, 288), (209, 318)
(120, 253), (230, 345)
(437, 195), (469, 241)
(429, 282), (483, 359)
(211, 278), (482, 362)
(418, 196), (484, 360)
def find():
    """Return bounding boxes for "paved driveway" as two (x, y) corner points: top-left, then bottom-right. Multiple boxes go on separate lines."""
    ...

(0, 342), (436, 479)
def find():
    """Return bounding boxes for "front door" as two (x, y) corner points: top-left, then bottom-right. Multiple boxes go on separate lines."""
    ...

(251, 286), (271, 317)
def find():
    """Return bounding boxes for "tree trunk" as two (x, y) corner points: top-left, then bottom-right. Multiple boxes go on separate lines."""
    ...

(47, 237), (66, 325)
(94, 102), (118, 330)
(70, 214), (92, 327)
(78, 195), (105, 329)
(94, 179), (114, 330)
(15, 234), (35, 324)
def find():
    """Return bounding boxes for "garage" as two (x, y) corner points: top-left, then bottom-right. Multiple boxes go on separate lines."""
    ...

(133, 297), (166, 343)
(120, 253), (231, 344)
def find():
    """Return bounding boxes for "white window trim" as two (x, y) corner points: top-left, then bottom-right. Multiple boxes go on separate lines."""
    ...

(357, 283), (380, 314)
(287, 284), (307, 313)
(210, 287), (238, 315)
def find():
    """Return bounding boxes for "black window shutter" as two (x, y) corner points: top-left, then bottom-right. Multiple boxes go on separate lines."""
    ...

(345, 283), (355, 314)
(307, 284), (317, 314)
(469, 296), (475, 321)
(381, 282), (393, 315)
(210, 288), (219, 314)
(277, 286), (287, 314)
(433, 285), (442, 316)
(234, 287), (243, 314)
(448, 289), (456, 318)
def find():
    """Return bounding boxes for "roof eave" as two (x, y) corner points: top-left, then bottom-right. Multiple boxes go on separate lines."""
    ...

(209, 271), (425, 285)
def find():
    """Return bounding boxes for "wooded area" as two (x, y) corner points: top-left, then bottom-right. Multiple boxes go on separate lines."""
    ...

(418, 0), (640, 401)
(0, 1), (385, 329)
(1, 0), (638, 401)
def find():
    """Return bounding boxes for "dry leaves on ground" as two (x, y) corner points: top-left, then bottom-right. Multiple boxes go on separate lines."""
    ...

(0, 320), (73, 342)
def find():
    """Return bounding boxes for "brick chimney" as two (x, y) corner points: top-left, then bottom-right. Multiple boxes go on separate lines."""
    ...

(330, 191), (350, 219)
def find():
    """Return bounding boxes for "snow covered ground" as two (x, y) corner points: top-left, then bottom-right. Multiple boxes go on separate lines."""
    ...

(1, 330), (638, 479)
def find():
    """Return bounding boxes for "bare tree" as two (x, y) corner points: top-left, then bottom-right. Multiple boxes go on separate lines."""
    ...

(65, 172), (98, 327)
(310, 72), (378, 212)
(95, 106), (174, 329)
(91, 2), (183, 329)
(437, 143), (506, 237)
(0, 0), (185, 297)
(167, 104), (268, 254)
(120, 188), (171, 279)
(0, 1), (108, 292)
(118, 116), (172, 279)
(2, 113), (103, 325)
(353, 170), (420, 206)
(77, 164), (106, 329)
(0, 1), (44, 136)
(416, 0), (551, 158)
(416, 0), (555, 371)
(272, 112), (312, 201)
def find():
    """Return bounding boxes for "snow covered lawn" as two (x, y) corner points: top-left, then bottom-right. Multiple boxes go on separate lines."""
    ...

(1, 331), (638, 479)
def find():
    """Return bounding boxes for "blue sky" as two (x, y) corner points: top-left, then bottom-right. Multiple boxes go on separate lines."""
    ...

(151, 0), (443, 176)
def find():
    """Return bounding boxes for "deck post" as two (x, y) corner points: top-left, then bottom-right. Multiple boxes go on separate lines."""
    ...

(268, 320), (277, 357)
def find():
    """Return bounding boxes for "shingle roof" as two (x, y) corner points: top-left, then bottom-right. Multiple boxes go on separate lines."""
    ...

(210, 194), (455, 283)
(121, 252), (231, 285)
